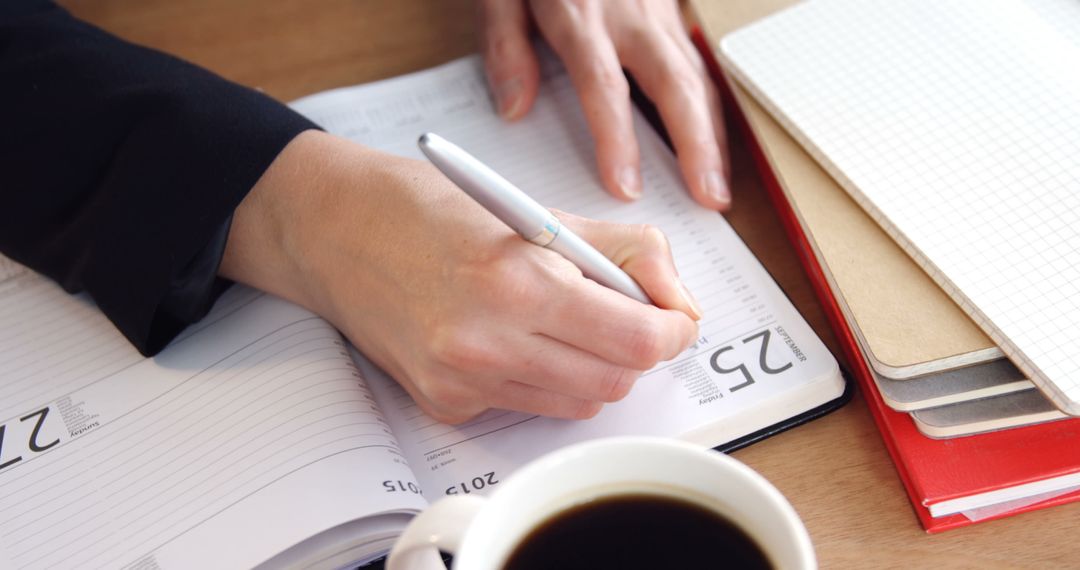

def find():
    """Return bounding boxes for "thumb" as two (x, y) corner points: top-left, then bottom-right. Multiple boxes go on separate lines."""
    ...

(479, 0), (540, 121)
(556, 210), (703, 321)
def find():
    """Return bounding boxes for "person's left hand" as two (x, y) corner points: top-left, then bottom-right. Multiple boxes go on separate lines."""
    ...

(478, 0), (731, 210)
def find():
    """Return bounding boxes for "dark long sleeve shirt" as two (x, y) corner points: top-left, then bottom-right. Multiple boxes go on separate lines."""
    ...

(0, 0), (317, 354)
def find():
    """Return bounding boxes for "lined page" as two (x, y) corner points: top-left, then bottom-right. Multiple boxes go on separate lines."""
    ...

(721, 0), (1080, 413)
(0, 264), (425, 569)
(291, 54), (843, 496)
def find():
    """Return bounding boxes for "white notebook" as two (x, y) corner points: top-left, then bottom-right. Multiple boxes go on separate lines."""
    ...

(719, 0), (1080, 414)
(0, 53), (843, 568)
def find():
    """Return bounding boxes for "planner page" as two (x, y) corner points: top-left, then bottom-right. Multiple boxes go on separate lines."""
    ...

(721, 0), (1080, 413)
(291, 53), (844, 497)
(0, 264), (426, 569)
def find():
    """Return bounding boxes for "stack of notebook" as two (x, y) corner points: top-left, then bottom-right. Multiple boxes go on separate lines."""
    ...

(699, 0), (1080, 531)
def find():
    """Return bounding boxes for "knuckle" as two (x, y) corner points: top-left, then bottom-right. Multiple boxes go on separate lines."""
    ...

(484, 29), (519, 62)
(597, 366), (637, 403)
(549, 0), (594, 23)
(464, 254), (542, 310)
(587, 59), (630, 98)
(637, 224), (671, 253)
(427, 327), (495, 373)
(424, 403), (480, 425)
(621, 20), (661, 50)
(664, 66), (705, 99)
(626, 320), (666, 369)
(572, 400), (604, 420)
(415, 374), (453, 405)
(541, 1), (591, 45)
(418, 379), (479, 422)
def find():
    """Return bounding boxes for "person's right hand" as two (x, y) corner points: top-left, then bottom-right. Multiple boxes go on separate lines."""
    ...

(220, 130), (701, 423)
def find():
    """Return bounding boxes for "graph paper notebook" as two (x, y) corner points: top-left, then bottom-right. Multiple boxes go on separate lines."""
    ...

(719, 0), (1080, 414)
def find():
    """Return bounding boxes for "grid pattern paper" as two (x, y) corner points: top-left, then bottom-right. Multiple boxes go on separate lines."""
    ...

(720, 0), (1080, 413)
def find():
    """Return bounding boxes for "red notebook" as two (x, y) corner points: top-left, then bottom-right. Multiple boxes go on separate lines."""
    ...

(691, 28), (1080, 532)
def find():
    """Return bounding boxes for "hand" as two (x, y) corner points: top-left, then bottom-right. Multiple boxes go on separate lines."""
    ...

(479, 0), (731, 210)
(221, 131), (702, 423)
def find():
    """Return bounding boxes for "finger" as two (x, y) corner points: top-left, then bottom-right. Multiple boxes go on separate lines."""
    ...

(531, 2), (642, 200)
(479, 0), (540, 120)
(619, 29), (731, 210)
(508, 333), (644, 403)
(489, 380), (604, 420)
(643, 3), (732, 192)
(532, 246), (698, 370)
(544, 280), (697, 371)
(664, 24), (732, 197)
(558, 211), (702, 320)
(400, 324), (632, 419)
(395, 372), (488, 425)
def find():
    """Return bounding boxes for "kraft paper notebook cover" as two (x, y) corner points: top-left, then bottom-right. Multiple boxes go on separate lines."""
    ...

(869, 359), (1031, 413)
(911, 389), (1066, 439)
(718, 0), (1080, 414)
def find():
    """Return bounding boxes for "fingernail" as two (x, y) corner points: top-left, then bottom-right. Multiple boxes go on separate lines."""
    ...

(704, 171), (731, 208)
(678, 280), (704, 321)
(496, 78), (525, 119)
(617, 166), (642, 200)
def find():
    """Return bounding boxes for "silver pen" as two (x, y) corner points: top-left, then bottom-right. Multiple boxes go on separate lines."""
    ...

(418, 132), (652, 305)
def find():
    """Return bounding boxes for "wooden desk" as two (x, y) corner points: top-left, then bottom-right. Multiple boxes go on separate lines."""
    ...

(59, 0), (1080, 567)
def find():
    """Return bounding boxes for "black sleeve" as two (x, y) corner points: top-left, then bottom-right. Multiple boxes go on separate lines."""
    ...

(0, 0), (318, 354)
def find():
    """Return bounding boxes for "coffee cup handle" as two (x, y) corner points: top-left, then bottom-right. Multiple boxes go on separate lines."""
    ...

(386, 495), (487, 570)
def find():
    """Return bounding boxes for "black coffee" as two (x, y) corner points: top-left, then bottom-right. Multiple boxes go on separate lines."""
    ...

(503, 493), (774, 570)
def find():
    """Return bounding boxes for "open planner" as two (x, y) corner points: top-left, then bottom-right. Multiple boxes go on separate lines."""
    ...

(0, 54), (844, 568)
(719, 0), (1080, 415)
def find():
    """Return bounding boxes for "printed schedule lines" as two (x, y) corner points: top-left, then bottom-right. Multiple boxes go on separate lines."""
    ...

(0, 322), (109, 372)
(0, 322), (336, 483)
(678, 262), (738, 289)
(0, 256), (26, 282)
(696, 281), (755, 307)
(2, 400), (374, 535)
(15, 444), (402, 570)
(1, 345), (139, 421)
(414, 410), (521, 445)
(0, 372), (367, 536)
(0, 301), (95, 346)
(173, 288), (263, 343)
(94, 444), (402, 570)
(13, 332), (131, 384)
(1, 339), (134, 402)
(421, 416), (541, 457)
(702, 308), (768, 334)
(8, 425), (387, 566)
(0, 286), (102, 331)
(82, 381), (362, 503)
(0, 275), (84, 320)
(0, 310), (102, 362)
(67, 334), (337, 464)
(80, 372), (358, 485)
(89, 430), (363, 544)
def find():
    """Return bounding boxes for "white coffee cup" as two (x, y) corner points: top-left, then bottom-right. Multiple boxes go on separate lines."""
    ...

(386, 436), (816, 570)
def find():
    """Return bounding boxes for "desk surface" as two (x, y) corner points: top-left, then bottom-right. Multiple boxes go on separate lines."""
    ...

(60, 0), (1080, 567)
